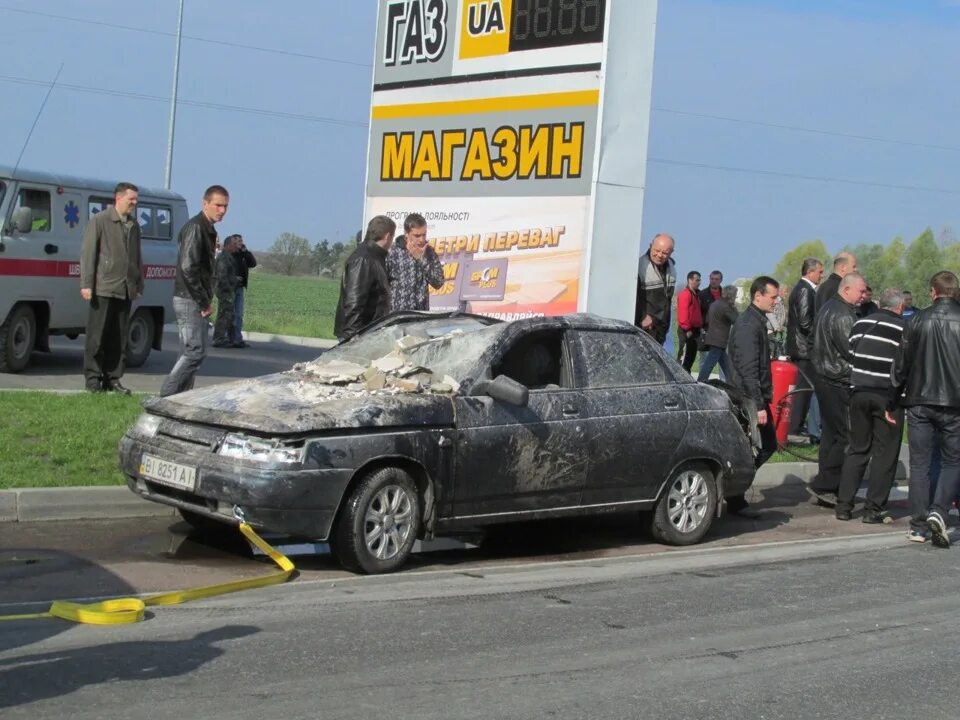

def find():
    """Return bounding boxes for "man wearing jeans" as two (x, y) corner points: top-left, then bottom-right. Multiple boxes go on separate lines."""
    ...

(159, 185), (230, 397)
(890, 271), (960, 547)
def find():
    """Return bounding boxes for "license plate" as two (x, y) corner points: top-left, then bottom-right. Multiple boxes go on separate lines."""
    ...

(139, 454), (197, 492)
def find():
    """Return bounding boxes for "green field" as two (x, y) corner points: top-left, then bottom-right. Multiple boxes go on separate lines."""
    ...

(237, 272), (340, 338)
(0, 392), (143, 489)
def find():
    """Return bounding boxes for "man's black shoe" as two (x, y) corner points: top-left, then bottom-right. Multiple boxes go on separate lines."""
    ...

(86, 384), (106, 393)
(231, 341), (248, 348)
(806, 486), (838, 507)
(862, 511), (893, 525)
(105, 381), (132, 395)
(835, 509), (852, 521)
(212, 340), (230, 348)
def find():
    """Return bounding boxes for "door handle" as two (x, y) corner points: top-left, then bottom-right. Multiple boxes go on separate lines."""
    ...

(664, 398), (681, 410)
(562, 403), (578, 415)
(44, 243), (59, 254)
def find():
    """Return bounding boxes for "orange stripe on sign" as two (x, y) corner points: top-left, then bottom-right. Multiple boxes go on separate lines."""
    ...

(371, 90), (600, 120)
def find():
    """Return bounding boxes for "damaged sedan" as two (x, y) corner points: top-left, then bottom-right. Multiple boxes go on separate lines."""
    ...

(120, 312), (758, 574)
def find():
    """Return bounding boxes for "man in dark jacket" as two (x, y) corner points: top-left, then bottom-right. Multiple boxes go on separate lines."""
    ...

(634, 233), (676, 345)
(334, 215), (396, 342)
(808, 272), (867, 505)
(890, 271), (960, 547)
(230, 235), (257, 346)
(696, 285), (738, 382)
(815, 251), (857, 314)
(159, 185), (229, 397)
(698, 270), (723, 324)
(725, 276), (781, 517)
(79, 181), (142, 394)
(786, 258), (824, 436)
(835, 288), (906, 522)
(213, 235), (242, 348)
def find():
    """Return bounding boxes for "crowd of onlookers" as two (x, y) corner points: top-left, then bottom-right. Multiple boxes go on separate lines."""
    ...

(636, 235), (960, 545)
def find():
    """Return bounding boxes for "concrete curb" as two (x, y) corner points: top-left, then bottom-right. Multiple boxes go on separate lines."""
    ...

(1, 460), (911, 524)
(162, 324), (336, 350)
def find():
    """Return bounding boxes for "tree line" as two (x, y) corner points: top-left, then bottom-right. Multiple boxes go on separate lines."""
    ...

(771, 227), (960, 308)
(261, 231), (362, 277)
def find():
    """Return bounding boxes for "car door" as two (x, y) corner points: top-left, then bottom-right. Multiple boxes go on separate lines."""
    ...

(450, 326), (588, 519)
(571, 328), (690, 506)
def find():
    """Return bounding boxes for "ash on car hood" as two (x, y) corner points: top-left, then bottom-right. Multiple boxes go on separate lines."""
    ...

(143, 372), (456, 434)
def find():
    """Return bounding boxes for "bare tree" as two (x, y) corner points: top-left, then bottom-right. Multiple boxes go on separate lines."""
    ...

(265, 232), (312, 275)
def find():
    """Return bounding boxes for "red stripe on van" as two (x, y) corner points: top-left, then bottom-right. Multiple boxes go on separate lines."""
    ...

(0, 259), (175, 280)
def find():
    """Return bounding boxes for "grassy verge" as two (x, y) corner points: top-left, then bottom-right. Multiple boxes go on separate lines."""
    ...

(0, 392), (143, 489)
(235, 272), (340, 338)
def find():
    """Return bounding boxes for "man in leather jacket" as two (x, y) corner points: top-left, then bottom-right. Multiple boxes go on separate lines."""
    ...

(786, 258), (824, 436)
(334, 215), (396, 342)
(890, 271), (960, 547)
(725, 275), (781, 518)
(159, 185), (229, 397)
(815, 251), (857, 314)
(809, 272), (867, 505)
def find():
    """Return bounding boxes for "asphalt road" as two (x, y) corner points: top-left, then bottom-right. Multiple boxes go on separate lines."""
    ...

(0, 330), (327, 394)
(2, 525), (959, 719)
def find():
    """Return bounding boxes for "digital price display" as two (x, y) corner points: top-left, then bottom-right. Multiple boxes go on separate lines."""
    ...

(509, 0), (606, 52)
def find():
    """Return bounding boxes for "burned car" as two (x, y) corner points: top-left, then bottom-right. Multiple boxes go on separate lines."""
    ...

(120, 312), (757, 574)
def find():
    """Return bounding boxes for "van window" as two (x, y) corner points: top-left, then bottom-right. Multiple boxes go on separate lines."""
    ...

(141, 204), (173, 240)
(89, 196), (112, 218)
(17, 188), (51, 232)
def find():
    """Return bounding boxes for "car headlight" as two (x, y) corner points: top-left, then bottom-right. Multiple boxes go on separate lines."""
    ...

(133, 413), (161, 438)
(218, 433), (304, 464)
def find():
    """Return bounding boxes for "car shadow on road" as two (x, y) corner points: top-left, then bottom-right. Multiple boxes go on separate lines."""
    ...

(0, 624), (260, 710)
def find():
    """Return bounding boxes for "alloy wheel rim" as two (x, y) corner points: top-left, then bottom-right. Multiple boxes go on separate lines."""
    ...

(364, 484), (414, 560)
(666, 470), (708, 534)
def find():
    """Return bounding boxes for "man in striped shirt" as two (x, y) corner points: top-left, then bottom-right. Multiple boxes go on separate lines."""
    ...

(834, 288), (906, 522)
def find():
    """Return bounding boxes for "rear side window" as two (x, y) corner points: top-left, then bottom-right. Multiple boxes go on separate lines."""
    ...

(89, 197), (173, 240)
(574, 330), (669, 388)
(17, 188), (51, 232)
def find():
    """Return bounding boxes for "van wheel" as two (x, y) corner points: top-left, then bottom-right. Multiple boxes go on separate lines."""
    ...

(0, 304), (37, 373)
(126, 309), (154, 368)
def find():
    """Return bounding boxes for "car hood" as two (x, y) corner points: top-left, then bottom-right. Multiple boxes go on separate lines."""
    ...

(143, 372), (456, 434)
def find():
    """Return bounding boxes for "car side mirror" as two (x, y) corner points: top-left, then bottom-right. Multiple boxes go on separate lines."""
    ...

(481, 374), (529, 407)
(12, 207), (32, 234)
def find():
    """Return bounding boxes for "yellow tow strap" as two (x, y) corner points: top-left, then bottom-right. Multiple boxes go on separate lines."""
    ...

(0, 522), (295, 625)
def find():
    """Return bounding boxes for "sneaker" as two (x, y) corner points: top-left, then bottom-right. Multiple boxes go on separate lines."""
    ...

(835, 509), (852, 521)
(927, 512), (950, 548)
(105, 381), (132, 395)
(906, 529), (929, 543)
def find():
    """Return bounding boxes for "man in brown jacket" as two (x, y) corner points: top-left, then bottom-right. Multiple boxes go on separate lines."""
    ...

(79, 182), (143, 394)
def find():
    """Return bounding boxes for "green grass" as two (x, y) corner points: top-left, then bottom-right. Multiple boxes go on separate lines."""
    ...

(236, 272), (340, 338)
(0, 392), (143, 489)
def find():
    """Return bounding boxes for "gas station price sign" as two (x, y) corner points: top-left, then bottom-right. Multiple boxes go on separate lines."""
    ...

(365, 0), (657, 321)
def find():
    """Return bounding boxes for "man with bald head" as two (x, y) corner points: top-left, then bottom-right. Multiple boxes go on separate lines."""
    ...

(809, 272), (868, 506)
(635, 233), (677, 345)
(816, 251), (858, 314)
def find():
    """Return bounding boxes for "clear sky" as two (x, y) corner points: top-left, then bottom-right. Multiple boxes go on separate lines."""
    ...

(1, 0), (957, 286)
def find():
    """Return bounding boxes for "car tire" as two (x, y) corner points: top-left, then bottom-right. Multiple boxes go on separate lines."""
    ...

(179, 508), (230, 534)
(333, 467), (421, 574)
(126, 309), (154, 368)
(649, 463), (717, 546)
(0, 304), (37, 373)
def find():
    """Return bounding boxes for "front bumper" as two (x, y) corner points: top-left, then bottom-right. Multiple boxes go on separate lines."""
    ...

(119, 433), (353, 540)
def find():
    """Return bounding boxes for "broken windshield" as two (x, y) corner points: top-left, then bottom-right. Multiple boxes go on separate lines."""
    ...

(312, 316), (506, 382)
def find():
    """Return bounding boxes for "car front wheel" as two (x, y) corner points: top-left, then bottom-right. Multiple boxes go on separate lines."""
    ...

(649, 463), (717, 546)
(333, 467), (421, 574)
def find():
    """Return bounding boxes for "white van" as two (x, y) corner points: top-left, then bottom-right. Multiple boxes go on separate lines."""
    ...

(0, 166), (189, 372)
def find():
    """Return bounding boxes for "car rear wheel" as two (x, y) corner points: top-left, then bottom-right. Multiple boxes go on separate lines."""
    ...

(0, 304), (37, 373)
(333, 467), (421, 574)
(649, 463), (717, 546)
